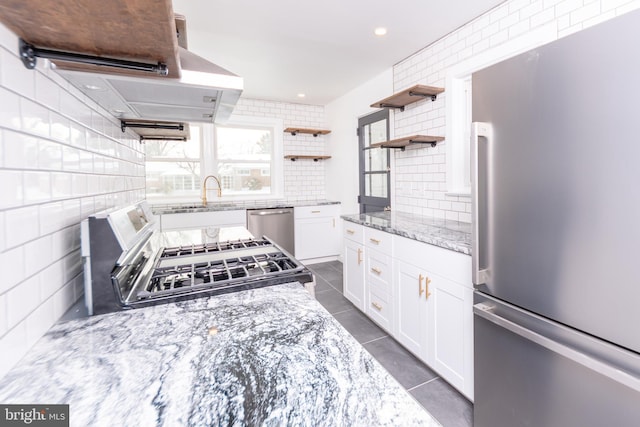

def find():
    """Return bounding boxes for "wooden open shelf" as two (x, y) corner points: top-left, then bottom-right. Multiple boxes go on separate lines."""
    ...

(371, 135), (444, 151)
(371, 84), (444, 111)
(284, 128), (331, 137)
(284, 155), (332, 162)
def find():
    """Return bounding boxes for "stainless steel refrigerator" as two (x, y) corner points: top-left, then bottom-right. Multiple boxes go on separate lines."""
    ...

(471, 9), (640, 427)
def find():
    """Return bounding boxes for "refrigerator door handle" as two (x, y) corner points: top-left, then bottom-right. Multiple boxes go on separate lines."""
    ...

(471, 122), (491, 285)
(474, 302), (640, 393)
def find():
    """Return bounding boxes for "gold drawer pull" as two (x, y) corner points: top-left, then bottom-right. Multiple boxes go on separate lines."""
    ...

(357, 248), (362, 265)
(419, 274), (425, 297)
(371, 267), (382, 275)
(372, 302), (383, 311)
(425, 276), (432, 300)
(311, 210), (321, 213)
(346, 229), (355, 235)
(369, 238), (380, 245)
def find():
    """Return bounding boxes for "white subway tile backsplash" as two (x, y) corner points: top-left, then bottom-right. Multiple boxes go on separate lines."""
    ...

(0, 86), (21, 129)
(0, 321), (28, 379)
(4, 206), (39, 248)
(3, 129), (39, 169)
(23, 235), (53, 276)
(53, 280), (76, 319)
(1, 48), (35, 99)
(20, 98), (50, 138)
(0, 170), (23, 209)
(0, 293), (6, 336)
(0, 246), (24, 294)
(34, 71), (59, 111)
(40, 260), (65, 302)
(23, 171), (52, 203)
(6, 275), (40, 329)
(51, 172), (72, 199)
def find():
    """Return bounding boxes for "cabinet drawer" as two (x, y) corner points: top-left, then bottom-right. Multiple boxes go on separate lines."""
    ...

(366, 249), (392, 294)
(295, 204), (340, 219)
(368, 289), (392, 332)
(365, 227), (393, 253)
(343, 222), (364, 243)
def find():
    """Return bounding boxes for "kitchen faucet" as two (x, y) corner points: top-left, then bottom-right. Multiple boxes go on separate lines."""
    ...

(201, 175), (222, 205)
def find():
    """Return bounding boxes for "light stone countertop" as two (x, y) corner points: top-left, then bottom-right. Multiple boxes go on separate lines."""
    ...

(151, 199), (340, 214)
(342, 211), (472, 255)
(0, 283), (441, 427)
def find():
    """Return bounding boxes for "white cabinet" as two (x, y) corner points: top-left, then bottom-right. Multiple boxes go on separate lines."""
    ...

(159, 210), (246, 231)
(342, 221), (474, 400)
(343, 223), (365, 311)
(394, 259), (432, 362)
(394, 234), (474, 400)
(429, 272), (474, 398)
(294, 205), (341, 261)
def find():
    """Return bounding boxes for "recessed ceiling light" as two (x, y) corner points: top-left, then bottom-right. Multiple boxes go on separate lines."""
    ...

(297, 93), (306, 98)
(374, 27), (388, 37)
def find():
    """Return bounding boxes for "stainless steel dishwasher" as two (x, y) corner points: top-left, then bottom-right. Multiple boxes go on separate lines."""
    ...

(246, 207), (295, 255)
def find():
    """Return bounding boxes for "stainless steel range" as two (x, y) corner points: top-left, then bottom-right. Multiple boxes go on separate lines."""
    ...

(81, 202), (314, 315)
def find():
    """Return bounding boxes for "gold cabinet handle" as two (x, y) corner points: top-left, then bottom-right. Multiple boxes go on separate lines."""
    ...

(369, 238), (380, 245)
(357, 248), (362, 265)
(425, 276), (432, 299)
(372, 302), (383, 311)
(371, 267), (382, 275)
(346, 229), (355, 235)
(419, 274), (425, 297)
(311, 210), (321, 213)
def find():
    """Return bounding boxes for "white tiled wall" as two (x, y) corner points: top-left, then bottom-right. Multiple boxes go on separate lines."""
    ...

(232, 99), (328, 201)
(391, 0), (639, 221)
(0, 22), (145, 379)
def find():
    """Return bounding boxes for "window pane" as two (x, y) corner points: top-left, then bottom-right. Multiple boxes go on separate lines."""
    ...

(144, 128), (200, 159)
(369, 119), (387, 145)
(365, 147), (386, 172)
(365, 173), (387, 198)
(146, 161), (200, 197)
(217, 163), (271, 195)
(216, 126), (272, 161)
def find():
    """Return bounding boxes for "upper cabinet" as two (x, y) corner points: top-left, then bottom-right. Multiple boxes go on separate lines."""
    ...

(371, 84), (444, 111)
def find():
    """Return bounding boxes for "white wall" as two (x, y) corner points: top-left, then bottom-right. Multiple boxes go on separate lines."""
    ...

(232, 98), (328, 201)
(391, 0), (640, 221)
(0, 22), (145, 378)
(325, 69), (393, 215)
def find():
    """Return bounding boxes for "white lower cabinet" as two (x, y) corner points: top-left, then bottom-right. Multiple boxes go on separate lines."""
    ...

(294, 205), (341, 261)
(159, 210), (246, 231)
(394, 260), (432, 361)
(429, 273), (474, 398)
(342, 223), (474, 400)
(343, 237), (365, 311)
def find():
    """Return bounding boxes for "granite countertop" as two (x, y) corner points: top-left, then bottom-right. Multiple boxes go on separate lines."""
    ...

(152, 199), (340, 214)
(342, 211), (472, 255)
(0, 283), (440, 427)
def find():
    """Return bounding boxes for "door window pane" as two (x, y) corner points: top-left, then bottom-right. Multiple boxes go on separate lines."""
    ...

(365, 173), (387, 198)
(365, 147), (386, 172)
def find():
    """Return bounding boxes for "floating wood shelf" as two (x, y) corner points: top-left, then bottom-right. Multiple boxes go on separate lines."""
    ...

(371, 84), (445, 111)
(284, 155), (332, 162)
(284, 128), (331, 137)
(371, 135), (444, 151)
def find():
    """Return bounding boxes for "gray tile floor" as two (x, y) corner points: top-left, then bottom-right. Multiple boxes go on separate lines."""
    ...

(307, 260), (473, 427)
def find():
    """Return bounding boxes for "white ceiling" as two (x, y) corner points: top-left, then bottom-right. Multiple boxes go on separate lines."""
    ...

(172, 0), (506, 105)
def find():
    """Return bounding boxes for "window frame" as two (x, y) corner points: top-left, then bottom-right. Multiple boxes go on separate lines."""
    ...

(445, 23), (557, 197)
(145, 115), (284, 204)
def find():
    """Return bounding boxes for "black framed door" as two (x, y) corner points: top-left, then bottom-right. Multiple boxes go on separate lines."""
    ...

(358, 110), (390, 213)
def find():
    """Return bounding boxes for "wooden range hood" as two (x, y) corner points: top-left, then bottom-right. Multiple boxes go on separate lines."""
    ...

(0, 0), (243, 129)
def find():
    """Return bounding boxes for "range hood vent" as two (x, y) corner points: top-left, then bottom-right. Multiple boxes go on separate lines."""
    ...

(55, 47), (243, 123)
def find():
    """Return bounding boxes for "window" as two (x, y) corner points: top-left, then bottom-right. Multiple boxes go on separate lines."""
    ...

(145, 125), (202, 200)
(144, 116), (283, 203)
(445, 23), (557, 197)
